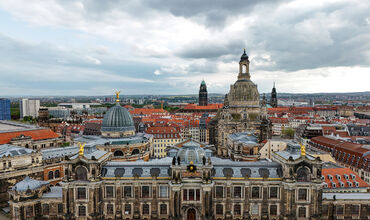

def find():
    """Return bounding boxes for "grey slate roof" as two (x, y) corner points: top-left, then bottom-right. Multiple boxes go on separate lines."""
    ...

(69, 145), (108, 160)
(12, 176), (49, 192)
(102, 157), (172, 178)
(212, 157), (282, 178)
(41, 145), (79, 160)
(42, 186), (62, 198)
(323, 193), (370, 200)
(274, 142), (315, 161)
(0, 144), (35, 157)
(74, 132), (151, 146)
(229, 132), (258, 145)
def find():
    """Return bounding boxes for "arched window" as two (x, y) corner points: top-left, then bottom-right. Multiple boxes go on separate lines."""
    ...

(242, 64), (247, 73)
(76, 166), (88, 181)
(114, 150), (124, 157)
(48, 171), (54, 180)
(297, 167), (310, 182)
(131, 149), (140, 155)
(55, 170), (60, 178)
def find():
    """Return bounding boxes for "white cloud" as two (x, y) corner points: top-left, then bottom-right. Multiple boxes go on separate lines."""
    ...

(0, 0), (369, 95)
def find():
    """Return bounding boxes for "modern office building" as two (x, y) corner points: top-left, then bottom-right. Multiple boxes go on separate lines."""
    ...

(0, 98), (11, 120)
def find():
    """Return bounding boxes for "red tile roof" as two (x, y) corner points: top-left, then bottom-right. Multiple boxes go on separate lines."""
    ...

(183, 103), (223, 110)
(130, 108), (169, 115)
(322, 167), (369, 189)
(0, 129), (60, 144)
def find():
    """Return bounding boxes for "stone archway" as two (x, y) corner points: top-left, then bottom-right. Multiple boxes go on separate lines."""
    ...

(187, 208), (196, 220)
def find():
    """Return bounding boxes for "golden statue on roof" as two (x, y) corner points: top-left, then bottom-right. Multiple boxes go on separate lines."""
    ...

(300, 143), (306, 157)
(78, 142), (85, 156)
(115, 91), (121, 103)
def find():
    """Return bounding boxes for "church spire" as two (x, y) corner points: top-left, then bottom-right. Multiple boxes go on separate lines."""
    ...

(238, 49), (250, 81)
(199, 80), (208, 106)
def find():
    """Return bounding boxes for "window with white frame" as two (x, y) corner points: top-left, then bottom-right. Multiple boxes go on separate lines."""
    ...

(159, 185), (168, 198)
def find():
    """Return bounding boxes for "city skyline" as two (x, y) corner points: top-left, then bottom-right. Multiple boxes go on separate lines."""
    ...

(0, 0), (369, 96)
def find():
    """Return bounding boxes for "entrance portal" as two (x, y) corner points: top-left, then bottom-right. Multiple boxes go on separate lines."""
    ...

(187, 208), (196, 220)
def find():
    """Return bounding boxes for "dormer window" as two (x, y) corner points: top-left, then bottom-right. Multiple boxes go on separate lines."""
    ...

(354, 181), (359, 187)
(344, 174), (349, 180)
(350, 174), (356, 180)
(331, 182), (336, 188)
(336, 174), (341, 180)
(347, 181), (352, 187)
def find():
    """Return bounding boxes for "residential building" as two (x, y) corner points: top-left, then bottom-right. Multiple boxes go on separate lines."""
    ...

(308, 135), (370, 184)
(20, 99), (40, 118)
(259, 139), (288, 159)
(146, 126), (181, 158)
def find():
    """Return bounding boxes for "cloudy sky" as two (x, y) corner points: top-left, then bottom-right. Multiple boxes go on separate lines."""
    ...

(0, 0), (369, 96)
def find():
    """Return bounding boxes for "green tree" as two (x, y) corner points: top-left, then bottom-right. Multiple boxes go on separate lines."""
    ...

(282, 128), (295, 139)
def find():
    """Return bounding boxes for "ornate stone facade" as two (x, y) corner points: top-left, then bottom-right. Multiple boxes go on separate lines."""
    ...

(210, 50), (270, 158)
(8, 141), (348, 220)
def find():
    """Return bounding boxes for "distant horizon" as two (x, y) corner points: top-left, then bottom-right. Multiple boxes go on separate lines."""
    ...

(2, 91), (370, 98)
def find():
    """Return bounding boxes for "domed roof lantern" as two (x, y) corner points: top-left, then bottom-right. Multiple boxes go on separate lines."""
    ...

(101, 91), (135, 137)
(240, 48), (249, 61)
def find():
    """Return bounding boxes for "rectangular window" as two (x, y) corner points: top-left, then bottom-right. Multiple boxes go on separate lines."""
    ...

(298, 189), (307, 200)
(189, 189), (195, 200)
(233, 186), (242, 198)
(160, 204), (167, 215)
(234, 204), (241, 215)
(78, 205), (86, 216)
(26, 206), (33, 218)
(251, 187), (260, 199)
(215, 186), (224, 198)
(251, 204), (259, 215)
(142, 204), (149, 215)
(123, 186), (132, 198)
(270, 205), (277, 216)
(142, 186), (150, 198)
(106, 186), (114, 198)
(298, 207), (306, 217)
(216, 204), (223, 215)
(14, 207), (19, 217)
(322, 205), (328, 216)
(124, 204), (131, 215)
(196, 189), (200, 201)
(351, 205), (359, 215)
(77, 188), (86, 199)
(58, 204), (63, 214)
(336, 205), (344, 215)
(159, 186), (168, 198)
(42, 204), (49, 215)
(269, 187), (278, 199)
(183, 189), (187, 200)
(107, 204), (114, 215)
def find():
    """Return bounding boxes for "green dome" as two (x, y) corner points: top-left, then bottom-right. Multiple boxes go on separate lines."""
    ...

(240, 49), (249, 61)
(101, 104), (135, 132)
